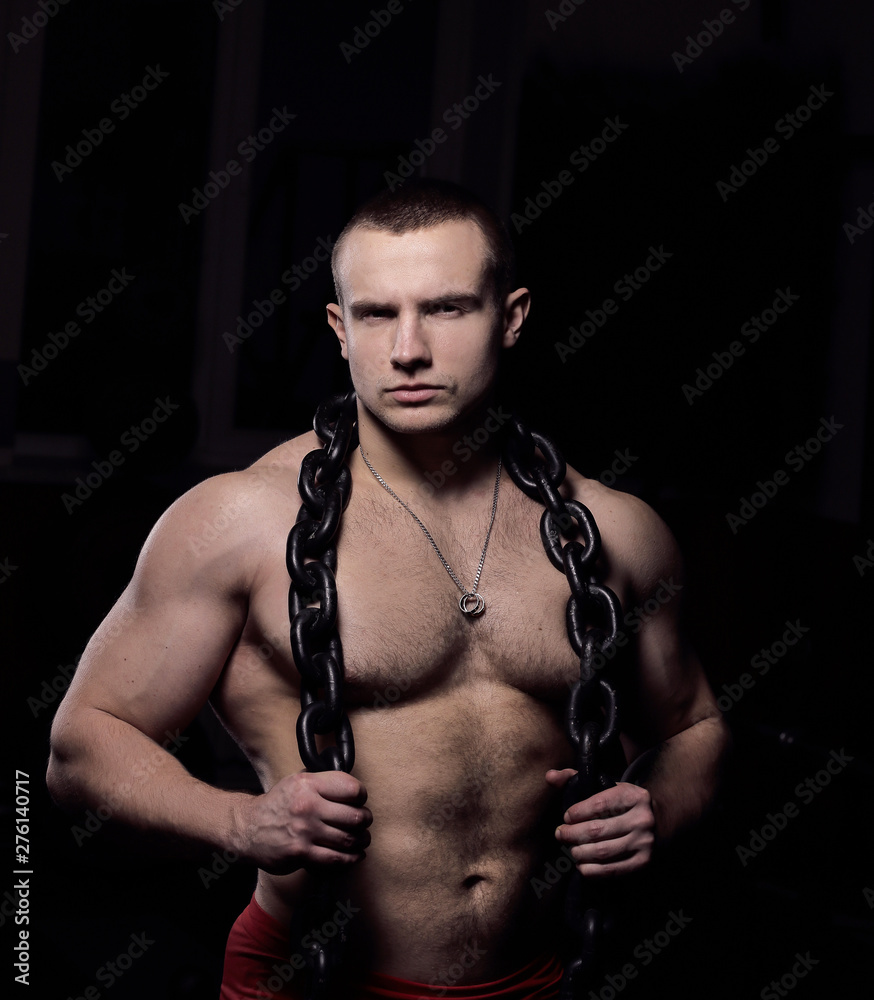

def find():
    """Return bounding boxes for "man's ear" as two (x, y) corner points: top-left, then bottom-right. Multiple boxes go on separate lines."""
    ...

(326, 303), (348, 359)
(501, 287), (530, 349)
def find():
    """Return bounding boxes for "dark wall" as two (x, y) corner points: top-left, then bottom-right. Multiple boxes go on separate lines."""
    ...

(2, 1), (872, 997)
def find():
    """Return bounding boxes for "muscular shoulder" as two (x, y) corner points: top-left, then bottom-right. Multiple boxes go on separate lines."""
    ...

(137, 430), (321, 594)
(564, 468), (683, 604)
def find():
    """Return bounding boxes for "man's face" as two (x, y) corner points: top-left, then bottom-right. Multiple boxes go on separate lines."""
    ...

(327, 220), (526, 437)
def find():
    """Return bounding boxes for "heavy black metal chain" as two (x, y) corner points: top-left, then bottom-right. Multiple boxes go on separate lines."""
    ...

(286, 390), (359, 999)
(288, 395), (624, 1000)
(503, 415), (624, 1000)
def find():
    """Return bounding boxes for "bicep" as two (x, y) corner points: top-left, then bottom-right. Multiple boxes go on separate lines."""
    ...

(609, 501), (719, 755)
(55, 485), (251, 743)
(621, 612), (716, 756)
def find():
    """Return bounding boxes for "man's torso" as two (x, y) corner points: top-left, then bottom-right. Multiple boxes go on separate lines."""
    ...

(210, 436), (629, 983)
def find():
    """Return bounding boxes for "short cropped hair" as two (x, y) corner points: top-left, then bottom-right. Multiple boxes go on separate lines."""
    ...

(332, 179), (515, 308)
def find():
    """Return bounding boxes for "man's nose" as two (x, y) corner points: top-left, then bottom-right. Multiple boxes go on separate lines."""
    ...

(390, 313), (431, 368)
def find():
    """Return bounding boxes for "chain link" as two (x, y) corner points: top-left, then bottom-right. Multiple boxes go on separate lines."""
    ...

(286, 391), (359, 999)
(503, 414), (624, 999)
(289, 396), (624, 999)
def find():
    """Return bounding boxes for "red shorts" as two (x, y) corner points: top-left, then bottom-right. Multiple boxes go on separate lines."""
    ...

(221, 895), (563, 999)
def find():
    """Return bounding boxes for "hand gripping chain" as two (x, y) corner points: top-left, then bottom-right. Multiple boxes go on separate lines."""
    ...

(503, 415), (624, 1000)
(286, 391), (359, 999)
(289, 396), (624, 999)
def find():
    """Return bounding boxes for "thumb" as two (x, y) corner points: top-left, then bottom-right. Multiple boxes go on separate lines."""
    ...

(545, 768), (577, 788)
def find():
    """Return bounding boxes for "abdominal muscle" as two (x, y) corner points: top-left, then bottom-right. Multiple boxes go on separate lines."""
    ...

(255, 679), (572, 985)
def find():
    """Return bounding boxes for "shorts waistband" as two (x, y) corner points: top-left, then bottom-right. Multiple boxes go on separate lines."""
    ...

(360, 951), (563, 999)
(225, 895), (562, 999)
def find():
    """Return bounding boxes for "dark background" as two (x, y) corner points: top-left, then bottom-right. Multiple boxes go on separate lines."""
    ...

(1, 1), (872, 997)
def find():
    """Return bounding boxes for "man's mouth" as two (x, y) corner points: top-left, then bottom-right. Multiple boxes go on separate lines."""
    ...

(386, 384), (442, 403)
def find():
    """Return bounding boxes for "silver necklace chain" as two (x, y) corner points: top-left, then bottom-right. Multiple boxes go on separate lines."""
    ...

(358, 445), (502, 616)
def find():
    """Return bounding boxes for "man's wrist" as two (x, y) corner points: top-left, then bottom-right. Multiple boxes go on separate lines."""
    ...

(222, 790), (256, 859)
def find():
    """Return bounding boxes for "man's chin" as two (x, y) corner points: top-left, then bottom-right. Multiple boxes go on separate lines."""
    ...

(382, 411), (458, 436)
(365, 400), (460, 437)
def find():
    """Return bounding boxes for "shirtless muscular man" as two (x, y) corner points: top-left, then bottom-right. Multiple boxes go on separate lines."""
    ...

(47, 180), (730, 999)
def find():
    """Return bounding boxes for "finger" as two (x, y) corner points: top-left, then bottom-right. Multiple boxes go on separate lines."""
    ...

(559, 800), (654, 849)
(303, 844), (367, 867)
(262, 842), (366, 876)
(559, 804), (655, 841)
(312, 772), (368, 806)
(545, 768), (577, 787)
(564, 823), (649, 858)
(558, 824), (654, 876)
(573, 830), (653, 878)
(577, 853), (650, 879)
(556, 814), (633, 846)
(563, 784), (649, 823)
(318, 800), (373, 830)
(312, 820), (371, 853)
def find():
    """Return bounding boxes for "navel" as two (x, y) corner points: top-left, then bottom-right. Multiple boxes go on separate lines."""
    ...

(462, 874), (487, 891)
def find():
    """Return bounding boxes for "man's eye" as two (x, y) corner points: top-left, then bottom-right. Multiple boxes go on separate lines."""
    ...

(436, 303), (460, 314)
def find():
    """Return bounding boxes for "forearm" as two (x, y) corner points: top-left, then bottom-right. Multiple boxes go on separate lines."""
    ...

(47, 707), (251, 857)
(623, 714), (731, 844)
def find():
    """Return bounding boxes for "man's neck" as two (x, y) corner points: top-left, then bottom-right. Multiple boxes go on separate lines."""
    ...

(354, 404), (505, 502)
